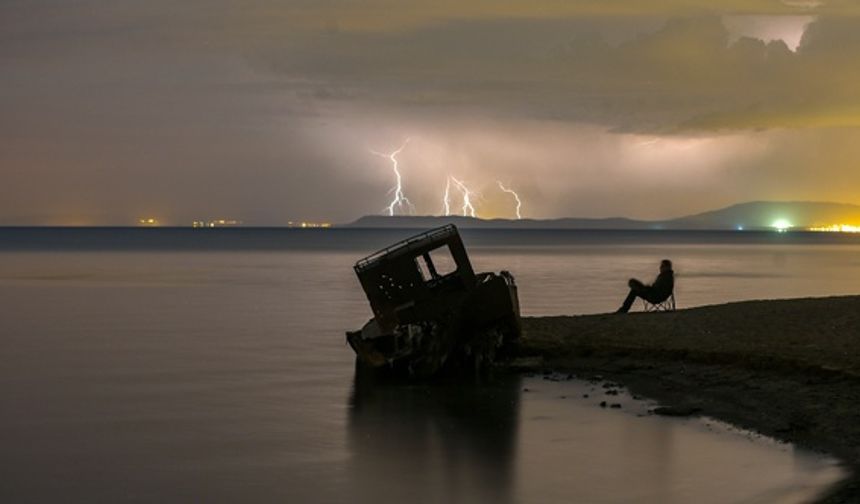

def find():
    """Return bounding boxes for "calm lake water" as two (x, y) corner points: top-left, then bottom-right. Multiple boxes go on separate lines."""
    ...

(1, 228), (855, 503)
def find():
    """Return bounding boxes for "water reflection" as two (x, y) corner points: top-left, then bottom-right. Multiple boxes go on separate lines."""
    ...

(347, 371), (845, 503)
(347, 367), (521, 503)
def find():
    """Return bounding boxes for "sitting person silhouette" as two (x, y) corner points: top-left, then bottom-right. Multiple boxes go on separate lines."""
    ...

(616, 259), (674, 313)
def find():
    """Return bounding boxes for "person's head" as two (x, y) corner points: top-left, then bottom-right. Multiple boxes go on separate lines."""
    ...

(660, 259), (673, 273)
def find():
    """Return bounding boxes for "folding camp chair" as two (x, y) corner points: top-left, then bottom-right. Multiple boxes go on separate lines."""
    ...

(643, 293), (676, 312)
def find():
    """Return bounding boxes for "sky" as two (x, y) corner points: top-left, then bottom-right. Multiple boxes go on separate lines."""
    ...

(2, 0), (860, 225)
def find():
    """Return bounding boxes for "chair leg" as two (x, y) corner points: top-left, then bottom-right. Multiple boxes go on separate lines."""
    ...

(643, 295), (676, 312)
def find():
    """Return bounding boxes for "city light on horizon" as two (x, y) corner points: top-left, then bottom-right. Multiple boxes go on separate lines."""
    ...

(808, 223), (860, 233)
(192, 219), (242, 228)
(772, 219), (793, 232)
(288, 221), (332, 228)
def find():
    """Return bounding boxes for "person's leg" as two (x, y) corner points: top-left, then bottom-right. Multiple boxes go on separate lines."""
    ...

(617, 279), (645, 313)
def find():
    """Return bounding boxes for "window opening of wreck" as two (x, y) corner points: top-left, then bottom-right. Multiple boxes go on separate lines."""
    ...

(416, 255), (434, 282)
(424, 245), (458, 279)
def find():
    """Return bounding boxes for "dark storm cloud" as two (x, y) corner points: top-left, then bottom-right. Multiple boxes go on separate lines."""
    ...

(2, 0), (860, 224)
(247, 14), (860, 133)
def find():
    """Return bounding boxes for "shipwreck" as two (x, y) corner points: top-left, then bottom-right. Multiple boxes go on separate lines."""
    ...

(346, 224), (521, 377)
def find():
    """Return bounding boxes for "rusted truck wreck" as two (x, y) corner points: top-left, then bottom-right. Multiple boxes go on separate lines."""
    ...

(347, 225), (521, 377)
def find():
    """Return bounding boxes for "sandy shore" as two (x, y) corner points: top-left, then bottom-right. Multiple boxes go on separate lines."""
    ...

(517, 295), (860, 502)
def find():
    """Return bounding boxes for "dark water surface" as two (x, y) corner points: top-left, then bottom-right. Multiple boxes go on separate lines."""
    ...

(0, 228), (853, 502)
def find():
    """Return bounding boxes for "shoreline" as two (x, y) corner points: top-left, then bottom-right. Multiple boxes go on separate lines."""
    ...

(516, 295), (860, 502)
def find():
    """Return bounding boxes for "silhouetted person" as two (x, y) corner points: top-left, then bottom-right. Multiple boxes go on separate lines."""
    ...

(616, 259), (674, 313)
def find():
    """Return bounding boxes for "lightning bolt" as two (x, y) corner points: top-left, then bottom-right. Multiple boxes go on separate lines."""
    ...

(450, 176), (477, 217)
(441, 176), (452, 216)
(497, 181), (523, 219)
(636, 137), (661, 148)
(370, 139), (414, 216)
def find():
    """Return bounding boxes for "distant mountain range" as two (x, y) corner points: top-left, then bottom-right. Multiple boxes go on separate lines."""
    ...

(346, 201), (860, 230)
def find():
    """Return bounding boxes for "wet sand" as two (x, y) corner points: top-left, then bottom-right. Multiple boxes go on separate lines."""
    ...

(517, 295), (860, 502)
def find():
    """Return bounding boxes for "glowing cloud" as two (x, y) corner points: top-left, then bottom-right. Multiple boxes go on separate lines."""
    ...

(781, 0), (824, 10)
(370, 139), (414, 216)
(723, 15), (815, 51)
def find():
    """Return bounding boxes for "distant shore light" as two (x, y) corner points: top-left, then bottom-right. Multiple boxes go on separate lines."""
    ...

(772, 219), (792, 232)
(288, 221), (331, 229)
(808, 224), (860, 233)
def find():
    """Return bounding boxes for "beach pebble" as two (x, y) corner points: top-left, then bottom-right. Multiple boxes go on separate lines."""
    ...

(610, 403), (622, 409)
(600, 401), (607, 408)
